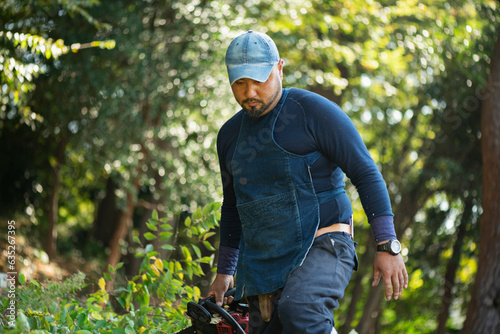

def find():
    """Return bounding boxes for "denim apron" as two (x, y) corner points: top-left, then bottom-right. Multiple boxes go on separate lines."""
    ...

(232, 89), (344, 299)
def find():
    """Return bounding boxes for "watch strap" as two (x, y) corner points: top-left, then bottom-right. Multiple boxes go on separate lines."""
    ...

(377, 239), (400, 255)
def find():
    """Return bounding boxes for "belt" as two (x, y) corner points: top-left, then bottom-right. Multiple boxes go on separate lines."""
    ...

(315, 222), (353, 238)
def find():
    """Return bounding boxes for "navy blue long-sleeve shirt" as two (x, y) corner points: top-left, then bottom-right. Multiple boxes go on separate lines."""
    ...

(216, 88), (396, 275)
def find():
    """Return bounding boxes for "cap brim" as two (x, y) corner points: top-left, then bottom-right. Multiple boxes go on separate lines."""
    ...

(227, 64), (275, 85)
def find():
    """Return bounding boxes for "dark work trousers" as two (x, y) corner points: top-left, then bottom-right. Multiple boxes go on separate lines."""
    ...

(247, 232), (358, 334)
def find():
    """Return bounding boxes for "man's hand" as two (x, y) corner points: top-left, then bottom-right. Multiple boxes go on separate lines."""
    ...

(372, 252), (408, 300)
(207, 273), (235, 306)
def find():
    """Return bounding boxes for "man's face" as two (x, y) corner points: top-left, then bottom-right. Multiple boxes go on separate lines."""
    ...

(231, 61), (284, 118)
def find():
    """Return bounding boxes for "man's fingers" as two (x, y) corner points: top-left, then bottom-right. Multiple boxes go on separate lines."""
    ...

(374, 272), (401, 300)
(395, 267), (408, 298)
(372, 271), (381, 287)
(384, 276), (394, 300)
(208, 273), (235, 306)
(399, 272), (405, 294)
(391, 274), (400, 300)
(208, 290), (223, 306)
(218, 294), (235, 306)
(390, 267), (410, 300)
(372, 253), (408, 301)
(216, 293), (224, 306)
(209, 289), (223, 306)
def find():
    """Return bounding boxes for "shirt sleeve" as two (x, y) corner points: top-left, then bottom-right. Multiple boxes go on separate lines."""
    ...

(370, 215), (397, 243)
(215, 119), (242, 275)
(217, 245), (239, 275)
(300, 92), (397, 240)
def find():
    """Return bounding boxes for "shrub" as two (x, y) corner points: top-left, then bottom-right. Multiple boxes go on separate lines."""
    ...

(0, 202), (221, 334)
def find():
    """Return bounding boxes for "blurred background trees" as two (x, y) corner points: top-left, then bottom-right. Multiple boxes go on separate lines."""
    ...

(1, 0), (499, 333)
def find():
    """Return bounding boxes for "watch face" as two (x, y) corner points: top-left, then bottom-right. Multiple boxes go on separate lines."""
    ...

(390, 240), (402, 254)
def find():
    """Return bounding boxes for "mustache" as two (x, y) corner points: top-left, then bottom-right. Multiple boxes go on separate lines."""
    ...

(242, 98), (264, 104)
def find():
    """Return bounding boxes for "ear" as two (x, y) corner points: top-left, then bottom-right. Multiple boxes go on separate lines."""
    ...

(277, 59), (284, 80)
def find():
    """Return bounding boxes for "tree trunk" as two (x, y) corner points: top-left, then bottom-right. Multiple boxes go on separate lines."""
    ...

(126, 203), (153, 277)
(45, 137), (66, 259)
(355, 232), (383, 334)
(106, 179), (139, 270)
(46, 165), (60, 259)
(461, 31), (500, 333)
(340, 246), (372, 334)
(93, 177), (122, 246)
(356, 283), (384, 334)
(436, 199), (472, 334)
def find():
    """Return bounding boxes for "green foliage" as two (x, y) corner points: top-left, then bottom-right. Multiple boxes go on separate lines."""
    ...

(132, 202), (220, 285)
(1, 0), (238, 247)
(0, 0), (113, 130)
(0, 203), (220, 333)
(16, 272), (86, 312)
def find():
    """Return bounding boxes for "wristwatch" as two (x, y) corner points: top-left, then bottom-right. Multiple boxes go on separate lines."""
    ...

(377, 239), (402, 256)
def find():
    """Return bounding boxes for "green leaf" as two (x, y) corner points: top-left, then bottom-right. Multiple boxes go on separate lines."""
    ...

(160, 223), (173, 231)
(66, 312), (73, 328)
(196, 256), (213, 264)
(75, 312), (88, 327)
(145, 244), (154, 253)
(17, 311), (30, 331)
(144, 232), (156, 241)
(192, 209), (202, 221)
(95, 319), (107, 329)
(57, 306), (67, 324)
(160, 231), (173, 240)
(91, 310), (103, 320)
(202, 231), (216, 240)
(186, 265), (194, 279)
(203, 240), (216, 251)
(202, 203), (211, 216)
(192, 245), (201, 258)
(146, 251), (158, 258)
(184, 216), (192, 227)
(146, 222), (158, 231)
(138, 285), (150, 307)
(181, 246), (192, 261)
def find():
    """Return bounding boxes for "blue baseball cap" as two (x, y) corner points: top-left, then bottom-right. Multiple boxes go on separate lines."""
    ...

(225, 30), (280, 85)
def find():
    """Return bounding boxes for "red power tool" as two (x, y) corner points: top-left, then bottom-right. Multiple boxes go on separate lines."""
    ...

(175, 289), (249, 334)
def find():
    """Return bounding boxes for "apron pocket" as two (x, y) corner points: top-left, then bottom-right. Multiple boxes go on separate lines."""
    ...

(237, 190), (303, 262)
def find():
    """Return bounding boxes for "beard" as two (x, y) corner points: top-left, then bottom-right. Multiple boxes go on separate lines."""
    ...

(242, 98), (272, 118)
(241, 82), (282, 119)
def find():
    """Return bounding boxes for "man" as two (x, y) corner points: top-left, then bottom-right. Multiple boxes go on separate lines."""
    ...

(208, 30), (408, 334)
